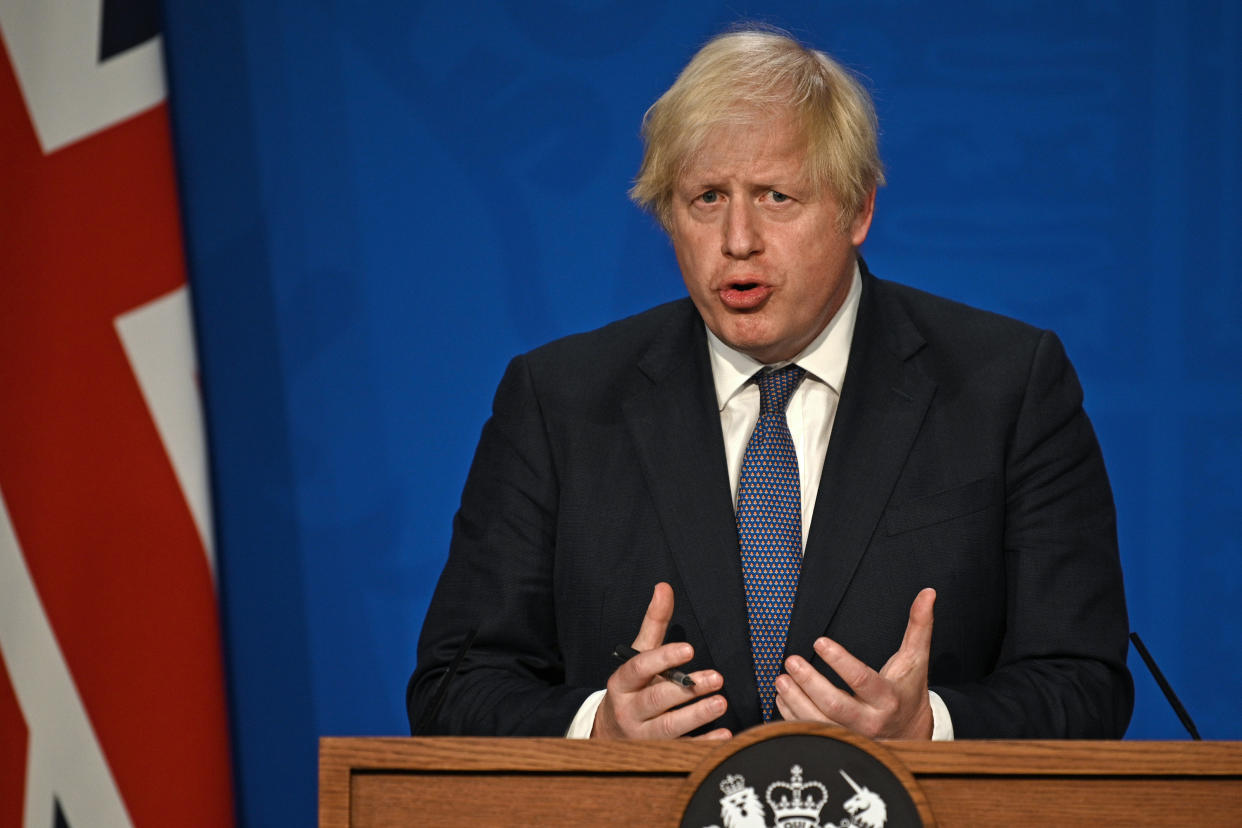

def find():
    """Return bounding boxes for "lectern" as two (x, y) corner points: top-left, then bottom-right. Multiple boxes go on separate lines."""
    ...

(320, 728), (1242, 826)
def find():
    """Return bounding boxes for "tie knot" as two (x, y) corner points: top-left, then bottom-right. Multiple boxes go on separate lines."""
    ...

(755, 365), (805, 414)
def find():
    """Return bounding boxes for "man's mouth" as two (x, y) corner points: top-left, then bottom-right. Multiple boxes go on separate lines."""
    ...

(719, 281), (771, 310)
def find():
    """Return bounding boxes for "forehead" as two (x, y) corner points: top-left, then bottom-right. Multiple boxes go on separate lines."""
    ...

(678, 113), (810, 185)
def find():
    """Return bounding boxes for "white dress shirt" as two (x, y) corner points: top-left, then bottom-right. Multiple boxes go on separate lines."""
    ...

(708, 263), (859, 540)
(567, 263), (952, 739)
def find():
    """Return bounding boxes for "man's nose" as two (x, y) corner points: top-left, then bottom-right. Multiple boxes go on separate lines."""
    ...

(722, 200), (762, 259)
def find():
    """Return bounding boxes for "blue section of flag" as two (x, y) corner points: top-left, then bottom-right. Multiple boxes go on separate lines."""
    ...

(98, 0), (160, 61)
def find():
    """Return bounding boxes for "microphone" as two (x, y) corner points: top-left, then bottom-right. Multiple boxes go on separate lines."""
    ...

(413, 625), (478, 736)
(1129, 631), (1201, 740)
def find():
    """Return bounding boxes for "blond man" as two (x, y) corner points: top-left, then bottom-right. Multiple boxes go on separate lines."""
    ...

(409, 29), (1132, 741)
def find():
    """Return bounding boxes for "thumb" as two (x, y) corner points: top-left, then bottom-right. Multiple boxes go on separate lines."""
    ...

(900, 587), (935, 656)
(884, 587), (935, 677)
(631, 582), (674, 651)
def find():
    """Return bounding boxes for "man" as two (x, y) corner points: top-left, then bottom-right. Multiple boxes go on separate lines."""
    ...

(407, 29), (1132, 740)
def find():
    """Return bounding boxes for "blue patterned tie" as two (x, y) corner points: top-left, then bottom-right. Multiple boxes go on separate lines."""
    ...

(736, 364), (806, 721)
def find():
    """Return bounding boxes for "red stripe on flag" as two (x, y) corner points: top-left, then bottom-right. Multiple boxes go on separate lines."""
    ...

(0, 652), (29, 828)
(0, 38), (234, 827)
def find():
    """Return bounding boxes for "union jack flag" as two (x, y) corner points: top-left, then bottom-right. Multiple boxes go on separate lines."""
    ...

(0, 1), (234, 825)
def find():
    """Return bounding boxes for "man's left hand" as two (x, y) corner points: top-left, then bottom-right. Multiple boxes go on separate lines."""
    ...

(774, 587), (936, 739)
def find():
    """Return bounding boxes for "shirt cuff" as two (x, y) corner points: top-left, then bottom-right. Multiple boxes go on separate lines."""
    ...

(565, 689), (607, 738)
(929, 690), (955, 741)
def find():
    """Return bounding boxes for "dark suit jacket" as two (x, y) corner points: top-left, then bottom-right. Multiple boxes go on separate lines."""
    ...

(407, 266), (1133, 738)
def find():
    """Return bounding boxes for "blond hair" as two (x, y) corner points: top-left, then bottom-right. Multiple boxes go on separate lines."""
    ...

(630, 28), (885, 231)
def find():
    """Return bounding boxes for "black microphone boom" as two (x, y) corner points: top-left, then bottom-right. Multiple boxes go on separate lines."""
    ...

(1129, 631), (1201, 740)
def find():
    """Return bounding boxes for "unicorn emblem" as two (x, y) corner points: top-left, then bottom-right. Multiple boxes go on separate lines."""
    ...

(837, 769), (887, 828)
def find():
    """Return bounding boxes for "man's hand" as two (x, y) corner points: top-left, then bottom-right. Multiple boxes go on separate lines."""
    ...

(592, 582), (731, 739)
(774, 588), (936, 739)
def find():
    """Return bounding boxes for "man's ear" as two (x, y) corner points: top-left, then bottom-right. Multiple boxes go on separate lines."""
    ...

(850, 187), (877, 247)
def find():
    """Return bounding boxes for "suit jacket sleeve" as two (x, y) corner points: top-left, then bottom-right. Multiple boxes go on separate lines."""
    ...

(406, 353), (593, 736)
(931, 329), (1133, 737)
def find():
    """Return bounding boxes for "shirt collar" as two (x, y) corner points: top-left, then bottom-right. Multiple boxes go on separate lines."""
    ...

(706, 261), (862, 411)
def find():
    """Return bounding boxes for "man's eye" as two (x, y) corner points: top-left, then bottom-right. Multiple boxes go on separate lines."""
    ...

(770, 190), (789, 203)
(699, 190), (719, 204)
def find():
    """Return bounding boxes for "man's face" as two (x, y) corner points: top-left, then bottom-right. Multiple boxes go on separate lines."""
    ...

(668, 112), (873, 364)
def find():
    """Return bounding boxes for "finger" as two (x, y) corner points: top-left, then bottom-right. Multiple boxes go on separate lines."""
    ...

(613, 641), (695, 692)
(597, 662), (722, 739)
(813, 637), (885, 702)
(690, 727), (733, 741)
(774, 671), (831, 722)
(775, 689), (838, 726)
(637, 666), (724, 718)
(643, 693), (728, 739)
(680, 667), (724, 692)
(779, 659), (855, 722)
(632, 582), (675, 651)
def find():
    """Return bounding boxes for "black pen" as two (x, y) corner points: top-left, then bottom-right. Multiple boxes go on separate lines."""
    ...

(612, 643), (696, 688)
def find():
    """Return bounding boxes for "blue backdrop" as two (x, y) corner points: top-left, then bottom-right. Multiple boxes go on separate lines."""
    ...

(159, 2), (1240, 825)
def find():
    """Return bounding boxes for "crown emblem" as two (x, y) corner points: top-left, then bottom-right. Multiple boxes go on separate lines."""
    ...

(765, 764), (828, 827)
(719, 773), (748, 797)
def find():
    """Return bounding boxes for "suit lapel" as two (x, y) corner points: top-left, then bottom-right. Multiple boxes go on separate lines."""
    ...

(622, 305), (760, 722)
(786, 273), (936, 661)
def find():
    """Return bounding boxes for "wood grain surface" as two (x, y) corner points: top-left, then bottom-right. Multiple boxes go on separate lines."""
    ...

(321, 736), (1242, 827)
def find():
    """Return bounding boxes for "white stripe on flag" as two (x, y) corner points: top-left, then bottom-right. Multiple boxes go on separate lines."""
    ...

(0, 490), (134, 828)
(0, 0), (165, 153)
(115, 286), (217, 575)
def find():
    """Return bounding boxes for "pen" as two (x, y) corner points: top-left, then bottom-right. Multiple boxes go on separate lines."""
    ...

(612, 643), (696, 688)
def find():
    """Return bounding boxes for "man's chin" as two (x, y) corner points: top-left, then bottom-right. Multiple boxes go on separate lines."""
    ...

(719, 331), (793, 365)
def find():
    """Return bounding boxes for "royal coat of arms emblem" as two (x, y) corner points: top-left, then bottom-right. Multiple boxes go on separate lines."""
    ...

(700, 763), (888, 828)
(678, 725), (929, 827)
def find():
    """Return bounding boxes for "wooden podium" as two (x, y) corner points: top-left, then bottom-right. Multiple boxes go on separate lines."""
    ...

(320, 733), (1242, 826)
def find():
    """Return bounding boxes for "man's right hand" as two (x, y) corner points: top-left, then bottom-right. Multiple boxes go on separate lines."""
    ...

(591, 582), (732, 739)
